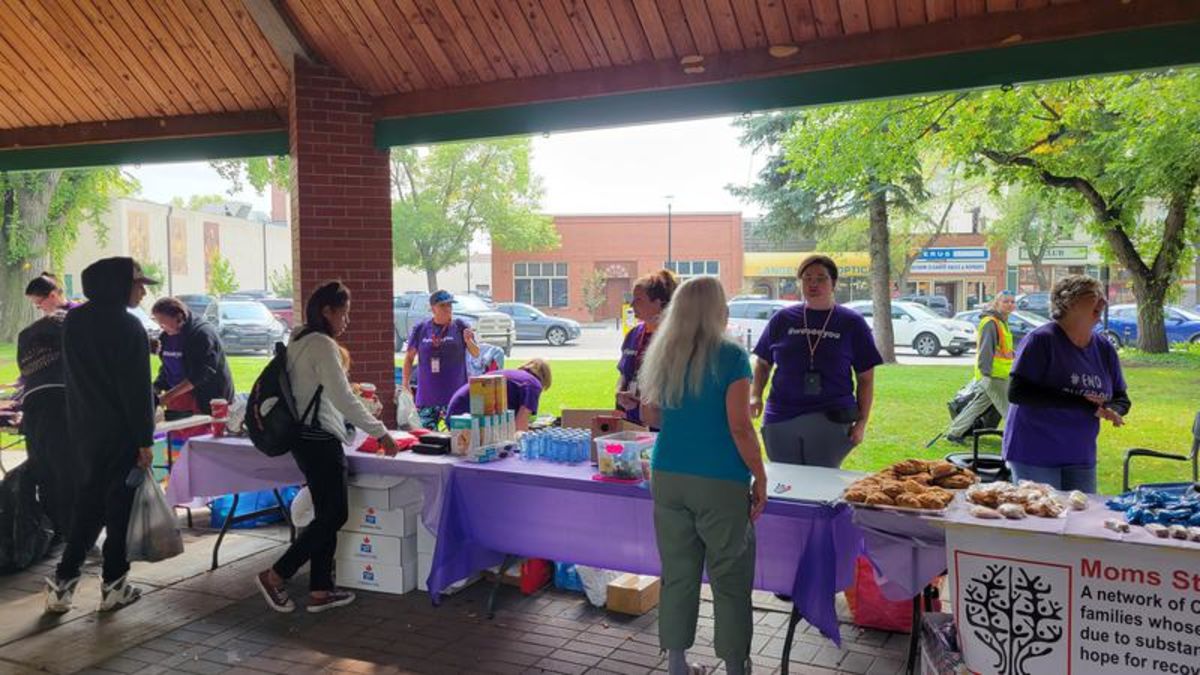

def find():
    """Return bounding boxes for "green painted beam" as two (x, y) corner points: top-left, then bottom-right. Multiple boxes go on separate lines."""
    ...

(375, 22), (1200, 148)
(0, 130), (288, 172)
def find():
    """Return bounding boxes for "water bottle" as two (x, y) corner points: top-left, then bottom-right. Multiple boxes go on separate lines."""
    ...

(574, 433), (587, 464)
(529, 430), (542, 461)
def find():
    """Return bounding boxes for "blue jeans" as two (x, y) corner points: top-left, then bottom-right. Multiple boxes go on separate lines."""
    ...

(1007, 461), (1097, 493)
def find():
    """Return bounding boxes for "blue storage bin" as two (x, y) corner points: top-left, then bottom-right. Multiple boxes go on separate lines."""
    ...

(210, 486), (301, 529)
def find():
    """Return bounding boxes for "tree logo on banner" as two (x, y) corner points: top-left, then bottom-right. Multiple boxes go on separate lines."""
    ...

(963, 562), (1067, 675)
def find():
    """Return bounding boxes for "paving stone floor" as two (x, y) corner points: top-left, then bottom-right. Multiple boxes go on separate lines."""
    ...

(0, 518), (912, 675)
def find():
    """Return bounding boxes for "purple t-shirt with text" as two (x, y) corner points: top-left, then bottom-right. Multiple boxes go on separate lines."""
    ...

(753, 304), (883, 425)
(447, 368), (544, 417)
(408, 318), (469, 407)
(157, 331), (187, 388)
(615, 323), (653, 425)
(1002, 322), (1125, 468)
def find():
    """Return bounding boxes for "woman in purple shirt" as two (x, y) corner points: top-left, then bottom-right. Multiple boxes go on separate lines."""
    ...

(446, 359), (552, 430)
(401, 290), (480, 430)
(750, 256), (882, 468)
(1003, 275), (1130, 492)
(615, 270), (678, 427)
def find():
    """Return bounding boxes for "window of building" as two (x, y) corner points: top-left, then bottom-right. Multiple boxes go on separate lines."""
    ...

(514, 262), (568, 308)
(664, 260), (719, 279)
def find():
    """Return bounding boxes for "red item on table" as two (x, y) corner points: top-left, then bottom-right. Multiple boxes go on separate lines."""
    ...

(355, 431), (419, 456)
(845, 556), (941, 633)
(209, 398), (229, 437)
(409, 428), (433, 437)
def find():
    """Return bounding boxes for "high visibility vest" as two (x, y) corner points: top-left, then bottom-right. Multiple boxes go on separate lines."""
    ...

(975, 315), (1014, 380)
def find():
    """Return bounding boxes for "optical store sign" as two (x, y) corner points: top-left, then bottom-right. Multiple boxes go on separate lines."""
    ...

(948, 526), (1200, 675)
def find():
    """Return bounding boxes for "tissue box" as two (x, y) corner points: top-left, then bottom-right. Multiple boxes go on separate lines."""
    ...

(336, 531), (417, 566)
(336, 559), (417, 595)
(345, 501), (420, 537)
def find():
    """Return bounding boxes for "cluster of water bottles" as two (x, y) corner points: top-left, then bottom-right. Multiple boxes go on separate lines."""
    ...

(519, 428), (593, 464)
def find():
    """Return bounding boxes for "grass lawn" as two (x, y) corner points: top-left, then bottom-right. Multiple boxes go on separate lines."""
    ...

(4, 343), (1197, 495)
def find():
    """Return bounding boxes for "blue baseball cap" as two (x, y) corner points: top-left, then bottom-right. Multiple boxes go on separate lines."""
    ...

(430, 290), (455, 306)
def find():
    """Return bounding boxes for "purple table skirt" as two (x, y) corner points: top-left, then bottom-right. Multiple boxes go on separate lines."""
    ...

(429, 458), (863, 645)
(165, 435), (458, 532)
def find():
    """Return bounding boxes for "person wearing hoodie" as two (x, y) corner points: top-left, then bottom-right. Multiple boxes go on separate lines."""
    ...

(44, 257), (157, 614)
(151, 296), (234, 419)
(946, 291), (1017, 444)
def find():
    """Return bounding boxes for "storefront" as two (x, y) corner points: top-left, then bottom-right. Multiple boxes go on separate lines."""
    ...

(904, 235), (1007, 313)
(743, 252), (871, 302)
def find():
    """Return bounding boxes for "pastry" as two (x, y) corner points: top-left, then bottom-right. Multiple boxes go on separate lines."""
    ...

(879, 481), (907, 498)
(917, 492), (947, 510)
(970, 505), (1002, 519)
(909, 472), (934, 485)
(892, 459), (928, 476)
(930, 461), (958, 479)
(901, 479), (926, 494)
(865, 492), (895, 506)
(894, 494), (923, 509)
(843, 489), (869, 504)
(935, 473), (975, 489)
(997, 503), (1027, 519)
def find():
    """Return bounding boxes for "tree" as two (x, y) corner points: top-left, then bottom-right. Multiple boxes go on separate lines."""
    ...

(269, 264), (293, 298)
(210, 157), (290, 195)
(581, 269), (608, 320)
(208, 255), (239, 297)
(1, 168), (135, 341)
(988, 187), (1081, 292)
(937, 70), (1200, 352)
(140, 260), (165, 299)
(390, 138), (558, 290)
(169, 194), (227, 211)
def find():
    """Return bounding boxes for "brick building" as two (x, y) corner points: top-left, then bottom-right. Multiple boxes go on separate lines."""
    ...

(492, 213), (744, 322)
(902, 233), (1008, 312)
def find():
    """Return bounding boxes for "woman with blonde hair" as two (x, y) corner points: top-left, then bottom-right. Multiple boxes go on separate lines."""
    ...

(639, 276), (767, 675)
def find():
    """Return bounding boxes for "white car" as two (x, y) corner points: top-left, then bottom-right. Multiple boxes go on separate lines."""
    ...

(726, 299), (797, 349)
(844, 300), (975, 357)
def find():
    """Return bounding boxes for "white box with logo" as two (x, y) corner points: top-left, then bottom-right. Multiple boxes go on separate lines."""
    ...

(337, 531), (417, 566)
(336, 558), (417, 594)
(347, 475), (423, 511)
(345, 500), (420, 537)
(417, 522), (437, 555)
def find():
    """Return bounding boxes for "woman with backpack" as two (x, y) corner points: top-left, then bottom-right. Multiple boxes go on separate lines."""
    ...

(255, 281), (398, 614)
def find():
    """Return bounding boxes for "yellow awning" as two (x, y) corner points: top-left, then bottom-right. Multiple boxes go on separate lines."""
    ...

(743, 252), (871, 278)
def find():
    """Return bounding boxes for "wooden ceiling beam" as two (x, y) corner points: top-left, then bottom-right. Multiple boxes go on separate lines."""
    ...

(0, 110), (286, 151)
(375, 0), (1199, 121)
(242, 0), (313, 74)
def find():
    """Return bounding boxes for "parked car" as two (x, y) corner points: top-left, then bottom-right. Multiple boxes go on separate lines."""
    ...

(260, 298), (294, 329)
(203, 300), (288, 354)
(1015, 292), (1051, 319)
(494, 302), (581, 346)
(128, 306), (161, 340)
(845, 300), (976, 357)
(953, 309), (1049, 346)
(726, 299), (797, 349)
(1095, 304), (1200, 347)
(393, 292), (516, 354)
(223, 289), (273, 300)
(730, 294), (769, 302)
(898, 294), (954, 318)
(177, 293), (215, 317)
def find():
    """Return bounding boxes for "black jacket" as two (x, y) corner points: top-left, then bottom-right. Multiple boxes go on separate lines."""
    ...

(17, 309), (67, 394)
(64, 257), (154, 458)
(153, 315), (235, 415)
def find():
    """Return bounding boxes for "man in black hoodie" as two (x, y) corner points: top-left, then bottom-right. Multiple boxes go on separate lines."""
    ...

(45, 257), (157, 614)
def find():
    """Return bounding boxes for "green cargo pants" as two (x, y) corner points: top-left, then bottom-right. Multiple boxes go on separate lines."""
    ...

(651, 470), (756, 664)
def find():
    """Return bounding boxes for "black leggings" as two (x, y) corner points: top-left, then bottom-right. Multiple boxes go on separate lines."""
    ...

(272, 433), (348, 591)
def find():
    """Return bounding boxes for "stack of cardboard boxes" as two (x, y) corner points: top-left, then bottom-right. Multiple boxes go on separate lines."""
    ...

(336, 475), (423, 595)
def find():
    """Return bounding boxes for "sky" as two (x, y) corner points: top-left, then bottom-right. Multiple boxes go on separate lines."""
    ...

(123, 115), (764, 219)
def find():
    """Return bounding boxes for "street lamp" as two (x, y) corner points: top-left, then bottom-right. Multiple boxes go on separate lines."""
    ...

(665, 194), (674, 268)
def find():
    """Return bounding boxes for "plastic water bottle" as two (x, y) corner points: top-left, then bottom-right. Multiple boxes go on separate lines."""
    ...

(574, 432), (587, 463)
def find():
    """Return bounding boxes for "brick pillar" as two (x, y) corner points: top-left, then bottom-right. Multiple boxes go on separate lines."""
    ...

(289, 59), (395, 426)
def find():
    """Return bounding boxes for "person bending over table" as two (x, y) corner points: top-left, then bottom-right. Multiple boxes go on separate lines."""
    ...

(639, 276), (767, 675)
(446, 359), (551, 431)
(615, 269), (678, 429)
(255, 281), (399, 615)
(401, 290), (479, 430)
(1003, 274), (1130, 492)
(151, 296), (234, 420)
(750, 255), (882, 467)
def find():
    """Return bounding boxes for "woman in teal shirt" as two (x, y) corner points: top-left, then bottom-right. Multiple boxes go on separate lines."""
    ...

(640, 276), (767, 675)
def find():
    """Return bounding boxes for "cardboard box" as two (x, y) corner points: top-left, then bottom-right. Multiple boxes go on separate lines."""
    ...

(345, 501), (420, 537)
(606, 574), (660, 616)
(417, 522), (437, 555)
(336, 558), (417, 595)
(337, 531), (417, 566)
(469, 374), (506, 416)
(448, 414), (478, 456)
(347, 474), (423, 510)
(561, 408), (621, 430)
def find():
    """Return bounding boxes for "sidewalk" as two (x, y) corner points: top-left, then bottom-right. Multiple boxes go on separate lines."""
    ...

(0, 518), (909, 675)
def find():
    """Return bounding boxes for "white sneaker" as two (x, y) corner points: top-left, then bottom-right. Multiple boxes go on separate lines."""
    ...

(44, 576), (80, 614)
(99, 574), (141, 611)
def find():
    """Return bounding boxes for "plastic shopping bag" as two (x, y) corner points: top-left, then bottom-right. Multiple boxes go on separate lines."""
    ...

(126, 469), (184, 563)
(396, 387), (421, 430)
(290, 486), (315, 528)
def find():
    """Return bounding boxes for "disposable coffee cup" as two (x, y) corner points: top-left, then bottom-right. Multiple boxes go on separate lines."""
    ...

(360, 383), (377, 399)
(210, 398), (229, 437)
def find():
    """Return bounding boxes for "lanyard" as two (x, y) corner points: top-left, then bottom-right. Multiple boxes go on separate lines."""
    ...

(802, 304), (835, 370)
(429, 320), (452, 352)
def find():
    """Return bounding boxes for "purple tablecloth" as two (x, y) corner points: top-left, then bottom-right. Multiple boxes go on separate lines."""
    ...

(165, 435), (459, 531)
(429, 458), (863, 645)
(852, 507), (947, 602)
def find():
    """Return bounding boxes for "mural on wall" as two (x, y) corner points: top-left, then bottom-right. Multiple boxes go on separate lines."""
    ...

(127, 211), (150, 263)
(203, 221), (220, 288)
(169, 216), (188, 275)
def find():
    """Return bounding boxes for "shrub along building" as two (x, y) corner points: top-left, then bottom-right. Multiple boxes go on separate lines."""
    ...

(492, 213), (744, 322)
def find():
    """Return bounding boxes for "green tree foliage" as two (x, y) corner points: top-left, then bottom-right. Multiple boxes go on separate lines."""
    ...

(390, 138), (558, 290)
(1, 168), (135, 340)
(169, 194), (228, 210)
(140, 260), (166, 299)
(987, 187), (1082, 292)
(269, 265), (294, 299)
(210, 157), (290, 195)
(581, 269), (608, 319)
(937, 69), (1200, 352)
(208, 255), (240, 297)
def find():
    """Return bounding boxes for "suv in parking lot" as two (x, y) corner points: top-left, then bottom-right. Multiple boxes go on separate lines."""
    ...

(898, 294), (953, 318)
(394, 292), (515, 354)
(726, 299), (796, 349)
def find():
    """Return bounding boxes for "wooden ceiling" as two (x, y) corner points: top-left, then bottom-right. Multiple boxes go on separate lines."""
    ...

(0, 0), (1197, 159)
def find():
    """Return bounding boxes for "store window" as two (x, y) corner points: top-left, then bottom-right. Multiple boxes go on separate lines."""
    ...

(664, 260), (719, 279)
(514, 262), (568, 308)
